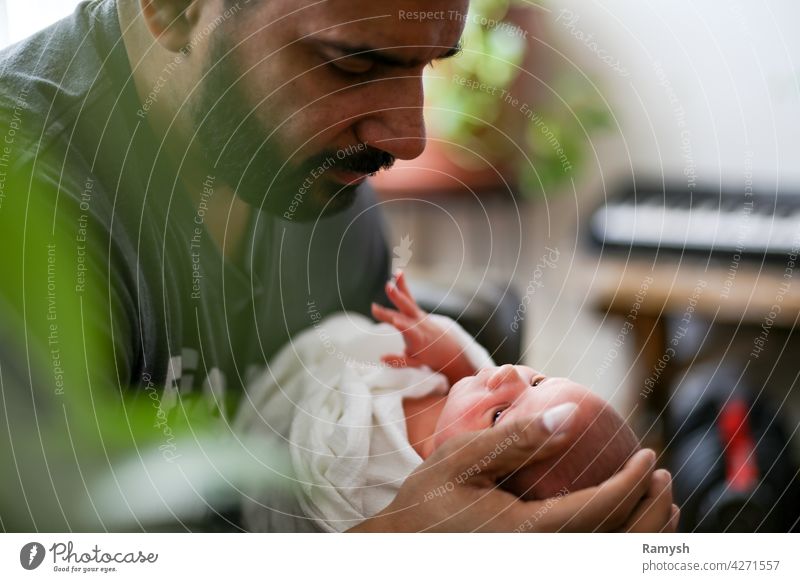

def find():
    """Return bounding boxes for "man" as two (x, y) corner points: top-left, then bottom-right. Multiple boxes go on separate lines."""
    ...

(0, 0), (676, 532)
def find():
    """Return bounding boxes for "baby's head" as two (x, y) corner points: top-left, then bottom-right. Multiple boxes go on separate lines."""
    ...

(433, 365), (640, 500)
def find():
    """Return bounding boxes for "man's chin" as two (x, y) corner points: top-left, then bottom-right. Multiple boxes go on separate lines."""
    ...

(238, 181), (360, 223)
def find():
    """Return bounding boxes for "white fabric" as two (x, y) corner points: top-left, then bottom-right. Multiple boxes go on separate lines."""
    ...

(235, 312), (494, 532)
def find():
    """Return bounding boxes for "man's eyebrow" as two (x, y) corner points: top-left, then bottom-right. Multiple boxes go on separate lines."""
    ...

(312, 39), (462, 68)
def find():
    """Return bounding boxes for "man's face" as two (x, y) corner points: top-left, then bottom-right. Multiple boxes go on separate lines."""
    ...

(192, 0), (468, 221)
(433, 365), (592, 449)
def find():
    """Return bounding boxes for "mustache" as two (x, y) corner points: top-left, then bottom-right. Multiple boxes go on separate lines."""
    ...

(309, 145), (395, 177)
(340, 146), (395, 175)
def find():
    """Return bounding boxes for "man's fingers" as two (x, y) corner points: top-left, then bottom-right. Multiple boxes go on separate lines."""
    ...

(430, 403), (578, 484)
(667, 504), (680, 533)
(537, 449), (656, 532)
(622, 469), (675, 532)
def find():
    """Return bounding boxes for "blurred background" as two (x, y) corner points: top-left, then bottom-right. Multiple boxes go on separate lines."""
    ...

(3, 0), (799, 531)
(373, 0), (800, 532)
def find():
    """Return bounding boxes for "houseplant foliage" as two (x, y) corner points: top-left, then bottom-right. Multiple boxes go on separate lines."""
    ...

(423, 0), (611, 195)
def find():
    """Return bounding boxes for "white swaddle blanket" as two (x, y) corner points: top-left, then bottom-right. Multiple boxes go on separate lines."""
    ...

(235, 311), (494, 532)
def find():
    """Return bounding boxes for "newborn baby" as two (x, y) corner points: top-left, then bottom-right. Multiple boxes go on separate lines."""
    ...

(236, 272), (639, 531)
(375, 272), (639, 502)
(404, 365), (639, 501)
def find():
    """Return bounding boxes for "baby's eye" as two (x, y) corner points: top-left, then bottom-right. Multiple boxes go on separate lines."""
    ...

(531, 376), (544, 387)
(492, 409), (505, 425)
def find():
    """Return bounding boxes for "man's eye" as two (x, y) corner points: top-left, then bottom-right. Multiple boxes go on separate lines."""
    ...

(492, 409), (505, 425)
(331, 57), (374, 76)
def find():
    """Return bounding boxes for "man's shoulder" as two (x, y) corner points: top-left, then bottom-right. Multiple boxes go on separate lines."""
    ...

(0, 0), (122, 154)
(0, 1), (136, 233)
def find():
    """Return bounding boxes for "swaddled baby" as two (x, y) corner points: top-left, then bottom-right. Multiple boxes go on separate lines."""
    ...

(236, 272), (639, 531)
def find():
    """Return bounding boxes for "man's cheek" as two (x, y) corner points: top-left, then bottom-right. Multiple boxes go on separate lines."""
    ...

(275, 112), (329, 159)
(306, 95), (360, 135)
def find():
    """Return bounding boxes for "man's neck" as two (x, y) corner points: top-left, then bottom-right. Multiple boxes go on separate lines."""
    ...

(176, 171), (254, 266)
(116, 0), (252, 263)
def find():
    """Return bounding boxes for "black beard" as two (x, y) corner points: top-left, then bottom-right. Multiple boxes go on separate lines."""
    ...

(191, 34), (394, 222)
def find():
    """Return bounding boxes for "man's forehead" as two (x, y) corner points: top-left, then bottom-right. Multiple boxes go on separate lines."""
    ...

(294, 0), (469, 59)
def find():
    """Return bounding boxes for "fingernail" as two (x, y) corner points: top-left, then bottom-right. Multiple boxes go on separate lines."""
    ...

(641, 449), (657, 465)
(541, 402), (578, 435)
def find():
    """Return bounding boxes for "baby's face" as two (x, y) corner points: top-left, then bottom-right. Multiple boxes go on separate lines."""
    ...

(432, 364), (639, 499)
(433, 364), (587, 449)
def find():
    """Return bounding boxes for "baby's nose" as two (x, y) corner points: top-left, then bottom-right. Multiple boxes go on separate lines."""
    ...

(487, 364), (526, 390)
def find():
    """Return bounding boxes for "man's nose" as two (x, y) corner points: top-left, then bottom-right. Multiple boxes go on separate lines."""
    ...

(354, 76), (427, 161)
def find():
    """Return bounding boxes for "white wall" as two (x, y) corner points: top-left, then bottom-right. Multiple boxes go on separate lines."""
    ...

(0, 0), (7, 48)
(0, 0), (82, 49)
(549, 0), (800, 192)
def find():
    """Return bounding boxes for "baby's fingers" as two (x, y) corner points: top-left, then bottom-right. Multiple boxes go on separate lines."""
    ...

(371, 302), (404, 327)
(386, 278), (421, 318)
(394, 270), (416, 303)
(373, 303), (417, 333)
(372, 303), (423, 350)
(381, 354), (426, 369)
(381, 354), (409, 369)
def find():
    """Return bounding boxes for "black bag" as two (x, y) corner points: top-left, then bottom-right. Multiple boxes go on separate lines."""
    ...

(667, 364), (800, 532)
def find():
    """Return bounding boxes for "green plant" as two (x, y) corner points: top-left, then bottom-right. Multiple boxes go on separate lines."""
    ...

(423, 0), (611, 195)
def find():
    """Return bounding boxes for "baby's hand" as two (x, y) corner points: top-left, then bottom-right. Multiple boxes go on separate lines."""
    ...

(371, 271), (476, 384)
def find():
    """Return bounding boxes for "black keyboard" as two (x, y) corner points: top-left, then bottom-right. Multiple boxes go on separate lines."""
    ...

(588, 183), (800, 263)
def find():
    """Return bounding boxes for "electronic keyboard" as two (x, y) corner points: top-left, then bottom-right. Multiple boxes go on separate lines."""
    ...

(589, 183), (800, 263)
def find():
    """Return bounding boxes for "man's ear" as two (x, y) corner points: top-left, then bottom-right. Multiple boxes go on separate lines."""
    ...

(139, 0), (202, 53)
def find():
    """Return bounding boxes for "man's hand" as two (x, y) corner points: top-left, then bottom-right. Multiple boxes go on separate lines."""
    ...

(619, 467), (680, 532)
(349, 407), (676, 532)
(371, 270), (476, 384)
